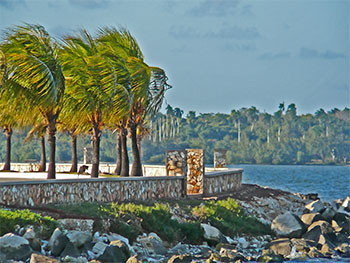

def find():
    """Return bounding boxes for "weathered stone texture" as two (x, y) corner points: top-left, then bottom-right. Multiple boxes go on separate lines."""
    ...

(166, 150), (186, 176)
(214, 149), (227, 168)
(204, 169), (242, 195)
(0, 169), (243, 206)
(186, 149), (204, 195)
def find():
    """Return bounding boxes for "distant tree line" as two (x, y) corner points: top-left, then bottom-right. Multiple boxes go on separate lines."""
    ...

(142, 104), (350, 165)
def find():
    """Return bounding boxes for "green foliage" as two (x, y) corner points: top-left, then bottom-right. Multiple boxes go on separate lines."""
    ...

(103, 202), (204, 244)
(192, 198), (272, 236)
(0, 209), (58, 238)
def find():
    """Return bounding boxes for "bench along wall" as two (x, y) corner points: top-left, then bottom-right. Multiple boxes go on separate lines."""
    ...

(0, 169), (243, 206)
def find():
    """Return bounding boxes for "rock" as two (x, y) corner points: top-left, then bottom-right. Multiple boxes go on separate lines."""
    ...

(305, 200), (325, 213)
(307, 247), (324, 258)
(58, 219), (94, 233)
(0, 233), (32, 261)
(342, 196), (350, 212)
(92, 241), (108, 257)
(30, 253), (59, 263)
(48, 228), (69, 257)
(219, 247), (237, 259)
(265, 238), (316, 260)
(110, 240), (130, 259)
(335, 243), (350, 257)
(201, 223), (224, 243)
(303, 221), (336, 245)
(301, 213), (323, 226)
(258, 251), (285, 262)
(126, 255), (141, 263)
(98, 244), (128, 263)
(334, 212), (350, 234)
(167, 254), (194, 263)
(138, 234), (167, 255)
(107, 233), (130, 247)
(23, 228), (41, 252)
(237, 237), (249, 249)
(320, 243), (335, 257)
(60, 241), (80, 258)
(332, 220), (343, 233)
(271, 212), (305, 238)
(321, 207), (337, 222)
(66, 230), (92, 248)
(168, 243), (190, 255)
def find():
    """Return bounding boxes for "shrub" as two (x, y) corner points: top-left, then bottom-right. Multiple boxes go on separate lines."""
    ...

(0, 209), (58, 238)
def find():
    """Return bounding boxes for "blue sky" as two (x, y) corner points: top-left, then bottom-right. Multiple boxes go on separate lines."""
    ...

(0, 0), (349, 115)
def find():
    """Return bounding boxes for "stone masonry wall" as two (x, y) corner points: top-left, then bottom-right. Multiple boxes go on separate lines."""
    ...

(0, 169), (243, 206)
(203, 169), (243, 196)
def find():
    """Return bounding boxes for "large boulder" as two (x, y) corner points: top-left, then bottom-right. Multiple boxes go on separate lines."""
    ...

(305, 200), (325, 214)
(341, 196), (350, 212)
(98, 243), (128, 263)
(301, 213), (323, 226)
(107, 233), (130, 247)
(0, 233), (32, 261)
(201, 223), (224, 243)
(138, 233), (167, 255)
(66, 230), (92, 248)
(321, 207), (337, 222)
(23, 228), (41, 252)
(48, 228), (69, 257)
(303, 220), (336, 245)
(60, 241), (80, 258)
(271, 212), (305, 238)
(92, 241), (108, 257)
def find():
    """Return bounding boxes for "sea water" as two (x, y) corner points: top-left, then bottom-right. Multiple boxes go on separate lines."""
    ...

(229, 164), (350, 202)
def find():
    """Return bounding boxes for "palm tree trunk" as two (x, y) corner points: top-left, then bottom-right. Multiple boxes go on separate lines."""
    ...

(130, 125), (143, 176)
(114, 133), (122, 175)
(3, 127), (12, 171)
(91, 126), (100, 178)
(39, 135), (46, 172)
(47, 120), (56, 179)
(70, 134), (77, 173)
(120, 128), (129, 176)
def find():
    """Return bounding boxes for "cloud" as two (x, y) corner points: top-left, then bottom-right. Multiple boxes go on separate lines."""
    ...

(205, 26), (260, 40)
(223, 43), (256, 52)
(169, 25), (260, 40)
(0, 0), (26, 9)
(259, 51), (290, 60)
(69, 0), (110, 9)
(240, 5), (253, 16)
(299, 47), (346, 59)
(187, 0), (240, 16)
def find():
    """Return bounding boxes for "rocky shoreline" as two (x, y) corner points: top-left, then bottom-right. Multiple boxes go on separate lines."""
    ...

(0, 184), (349, 263)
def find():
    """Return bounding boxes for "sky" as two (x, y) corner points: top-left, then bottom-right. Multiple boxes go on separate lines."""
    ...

(0, 0), (349, 115)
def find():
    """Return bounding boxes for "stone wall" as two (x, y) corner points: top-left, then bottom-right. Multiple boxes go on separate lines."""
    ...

(204, 169), (243, 196)
(0, 176), (185, 207)
(0, 168), (243, 206)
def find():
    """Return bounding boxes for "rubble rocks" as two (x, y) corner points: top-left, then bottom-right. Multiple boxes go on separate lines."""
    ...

(0, 233), (32, 261)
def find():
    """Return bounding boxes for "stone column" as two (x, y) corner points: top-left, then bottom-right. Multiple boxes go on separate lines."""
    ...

(166, 150), (187, 197)
(186, 149), (204, 195)
(214, 149), (227, 168)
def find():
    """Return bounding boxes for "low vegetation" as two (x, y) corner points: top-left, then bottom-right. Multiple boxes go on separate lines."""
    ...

(0, 209), (58, 238)
(44, 197), (272, 244)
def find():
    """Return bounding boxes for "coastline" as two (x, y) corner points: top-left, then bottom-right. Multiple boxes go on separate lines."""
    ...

(0, 183), (349, 262)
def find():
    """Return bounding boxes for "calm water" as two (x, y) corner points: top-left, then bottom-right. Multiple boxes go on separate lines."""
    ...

(228, 164), (350, 202)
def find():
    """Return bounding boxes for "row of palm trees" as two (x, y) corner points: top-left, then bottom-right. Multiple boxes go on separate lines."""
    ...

(0, 24), (171, 179)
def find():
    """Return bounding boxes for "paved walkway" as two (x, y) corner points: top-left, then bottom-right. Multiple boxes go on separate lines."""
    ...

(0, 171), (91, 181)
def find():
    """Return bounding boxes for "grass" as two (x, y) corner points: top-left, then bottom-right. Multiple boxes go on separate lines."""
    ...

(0, 209), (58, 239)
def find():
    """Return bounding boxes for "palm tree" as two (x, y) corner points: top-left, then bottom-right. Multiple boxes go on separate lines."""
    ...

(98, 27), (170, 176)
(1, 24), (65, 179)
(60, 29), (130, 178)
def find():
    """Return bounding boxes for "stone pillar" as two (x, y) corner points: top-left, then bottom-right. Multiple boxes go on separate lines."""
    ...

(166, 150), (186, 176)
(83, 147), (92, 165)
(186, 149), (204, 195)
(166, 150), (187, 197)
(214, 149), (227, 168)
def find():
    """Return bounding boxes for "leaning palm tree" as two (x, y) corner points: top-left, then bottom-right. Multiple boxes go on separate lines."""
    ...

(60, 29), (130, 178)
(98, 27), (171, 176)
(1, 24), (65, 179)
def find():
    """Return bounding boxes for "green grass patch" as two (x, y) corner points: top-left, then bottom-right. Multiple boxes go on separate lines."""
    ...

(0, 209), (58, 239)
(192, 198), (272, 236)
(102, 202), (204, 244)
